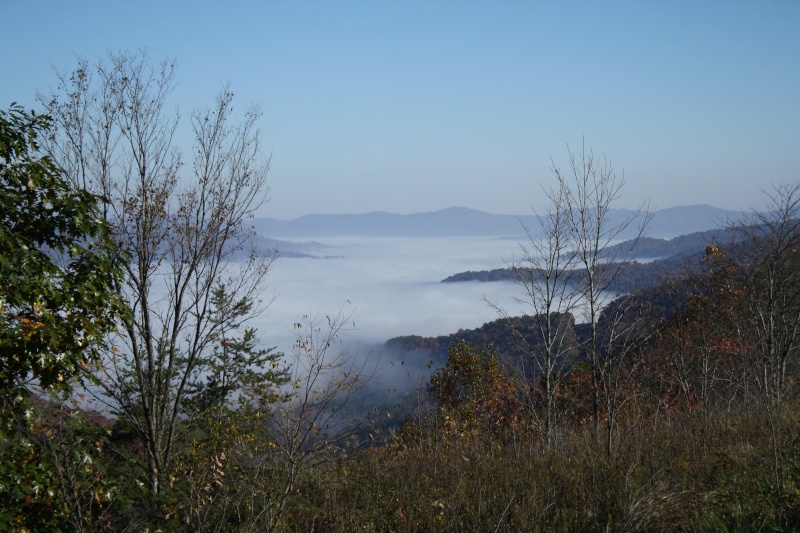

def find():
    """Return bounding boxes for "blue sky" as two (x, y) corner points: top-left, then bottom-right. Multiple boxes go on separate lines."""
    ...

(2, 1), (798, 219)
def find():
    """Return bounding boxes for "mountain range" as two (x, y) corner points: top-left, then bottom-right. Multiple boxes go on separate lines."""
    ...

(252, 205), (743, 240)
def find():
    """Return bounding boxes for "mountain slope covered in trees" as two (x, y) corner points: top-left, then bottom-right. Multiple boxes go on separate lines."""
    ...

(4, 59), (800, 529)
(441, 227), (737, 291)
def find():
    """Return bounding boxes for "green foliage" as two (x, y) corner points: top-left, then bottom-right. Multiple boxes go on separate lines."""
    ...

(103, 283), (292, 528)
(0, 104), (124, 392)
(0, 396), (67, 531)
(0, 394), (116, 532)
(157, 285), (292, 529)
(0, 104), (124, 531)
(183, 284), (291, 416)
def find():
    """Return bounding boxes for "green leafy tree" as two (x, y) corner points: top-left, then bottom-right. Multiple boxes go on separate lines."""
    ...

(0, 104), (124, 392)
(0, 104), (125, 531)
(182, 284), (290, 418)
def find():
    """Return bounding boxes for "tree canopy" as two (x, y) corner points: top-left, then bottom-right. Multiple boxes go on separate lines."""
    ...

(0, 104), (124, 392)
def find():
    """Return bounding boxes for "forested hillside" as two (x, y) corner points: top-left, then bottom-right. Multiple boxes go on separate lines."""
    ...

(441, 227), (737, 292)
(3, 56), (800, 531)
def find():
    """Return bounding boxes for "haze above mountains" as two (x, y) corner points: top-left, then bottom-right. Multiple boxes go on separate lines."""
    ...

(254, 204), (743, 241)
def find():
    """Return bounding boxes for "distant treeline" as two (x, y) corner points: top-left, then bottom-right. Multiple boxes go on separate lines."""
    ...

(385, 278), (690, 372)
(441, 228), (734, 292)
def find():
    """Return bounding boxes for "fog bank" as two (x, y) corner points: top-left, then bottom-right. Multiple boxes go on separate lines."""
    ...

(252, 236), (529, 354)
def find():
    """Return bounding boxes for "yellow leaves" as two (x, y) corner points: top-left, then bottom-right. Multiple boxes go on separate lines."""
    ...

(703, 244), (719, 261)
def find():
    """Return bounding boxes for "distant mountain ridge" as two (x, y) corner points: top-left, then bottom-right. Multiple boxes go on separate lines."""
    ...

(253, 205), (744, 239)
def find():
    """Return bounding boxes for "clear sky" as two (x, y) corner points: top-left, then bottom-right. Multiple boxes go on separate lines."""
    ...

(2, 1), (798, 220)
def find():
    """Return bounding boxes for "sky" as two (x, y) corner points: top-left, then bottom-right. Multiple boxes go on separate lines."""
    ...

(2, 1), (798, 220)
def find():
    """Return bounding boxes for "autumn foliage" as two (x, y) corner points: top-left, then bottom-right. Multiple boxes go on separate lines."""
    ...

(428, 340), (522, 436)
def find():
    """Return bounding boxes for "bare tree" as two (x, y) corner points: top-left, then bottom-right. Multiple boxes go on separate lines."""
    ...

(489, 183), (580, 447)
(265, 307), (374, 530)
(696, 182), (800, 489)
(491, 144), (651, 454)
(718, 182), (800, 404)
(554, 143), (653, 456)
(38, 50), (276, 510)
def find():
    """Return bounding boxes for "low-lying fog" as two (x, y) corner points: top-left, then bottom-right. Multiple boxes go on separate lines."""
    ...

(254, 236), (529, 354)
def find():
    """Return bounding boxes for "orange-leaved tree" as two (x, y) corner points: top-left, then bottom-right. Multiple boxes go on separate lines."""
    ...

(428, 340), (521, 438)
